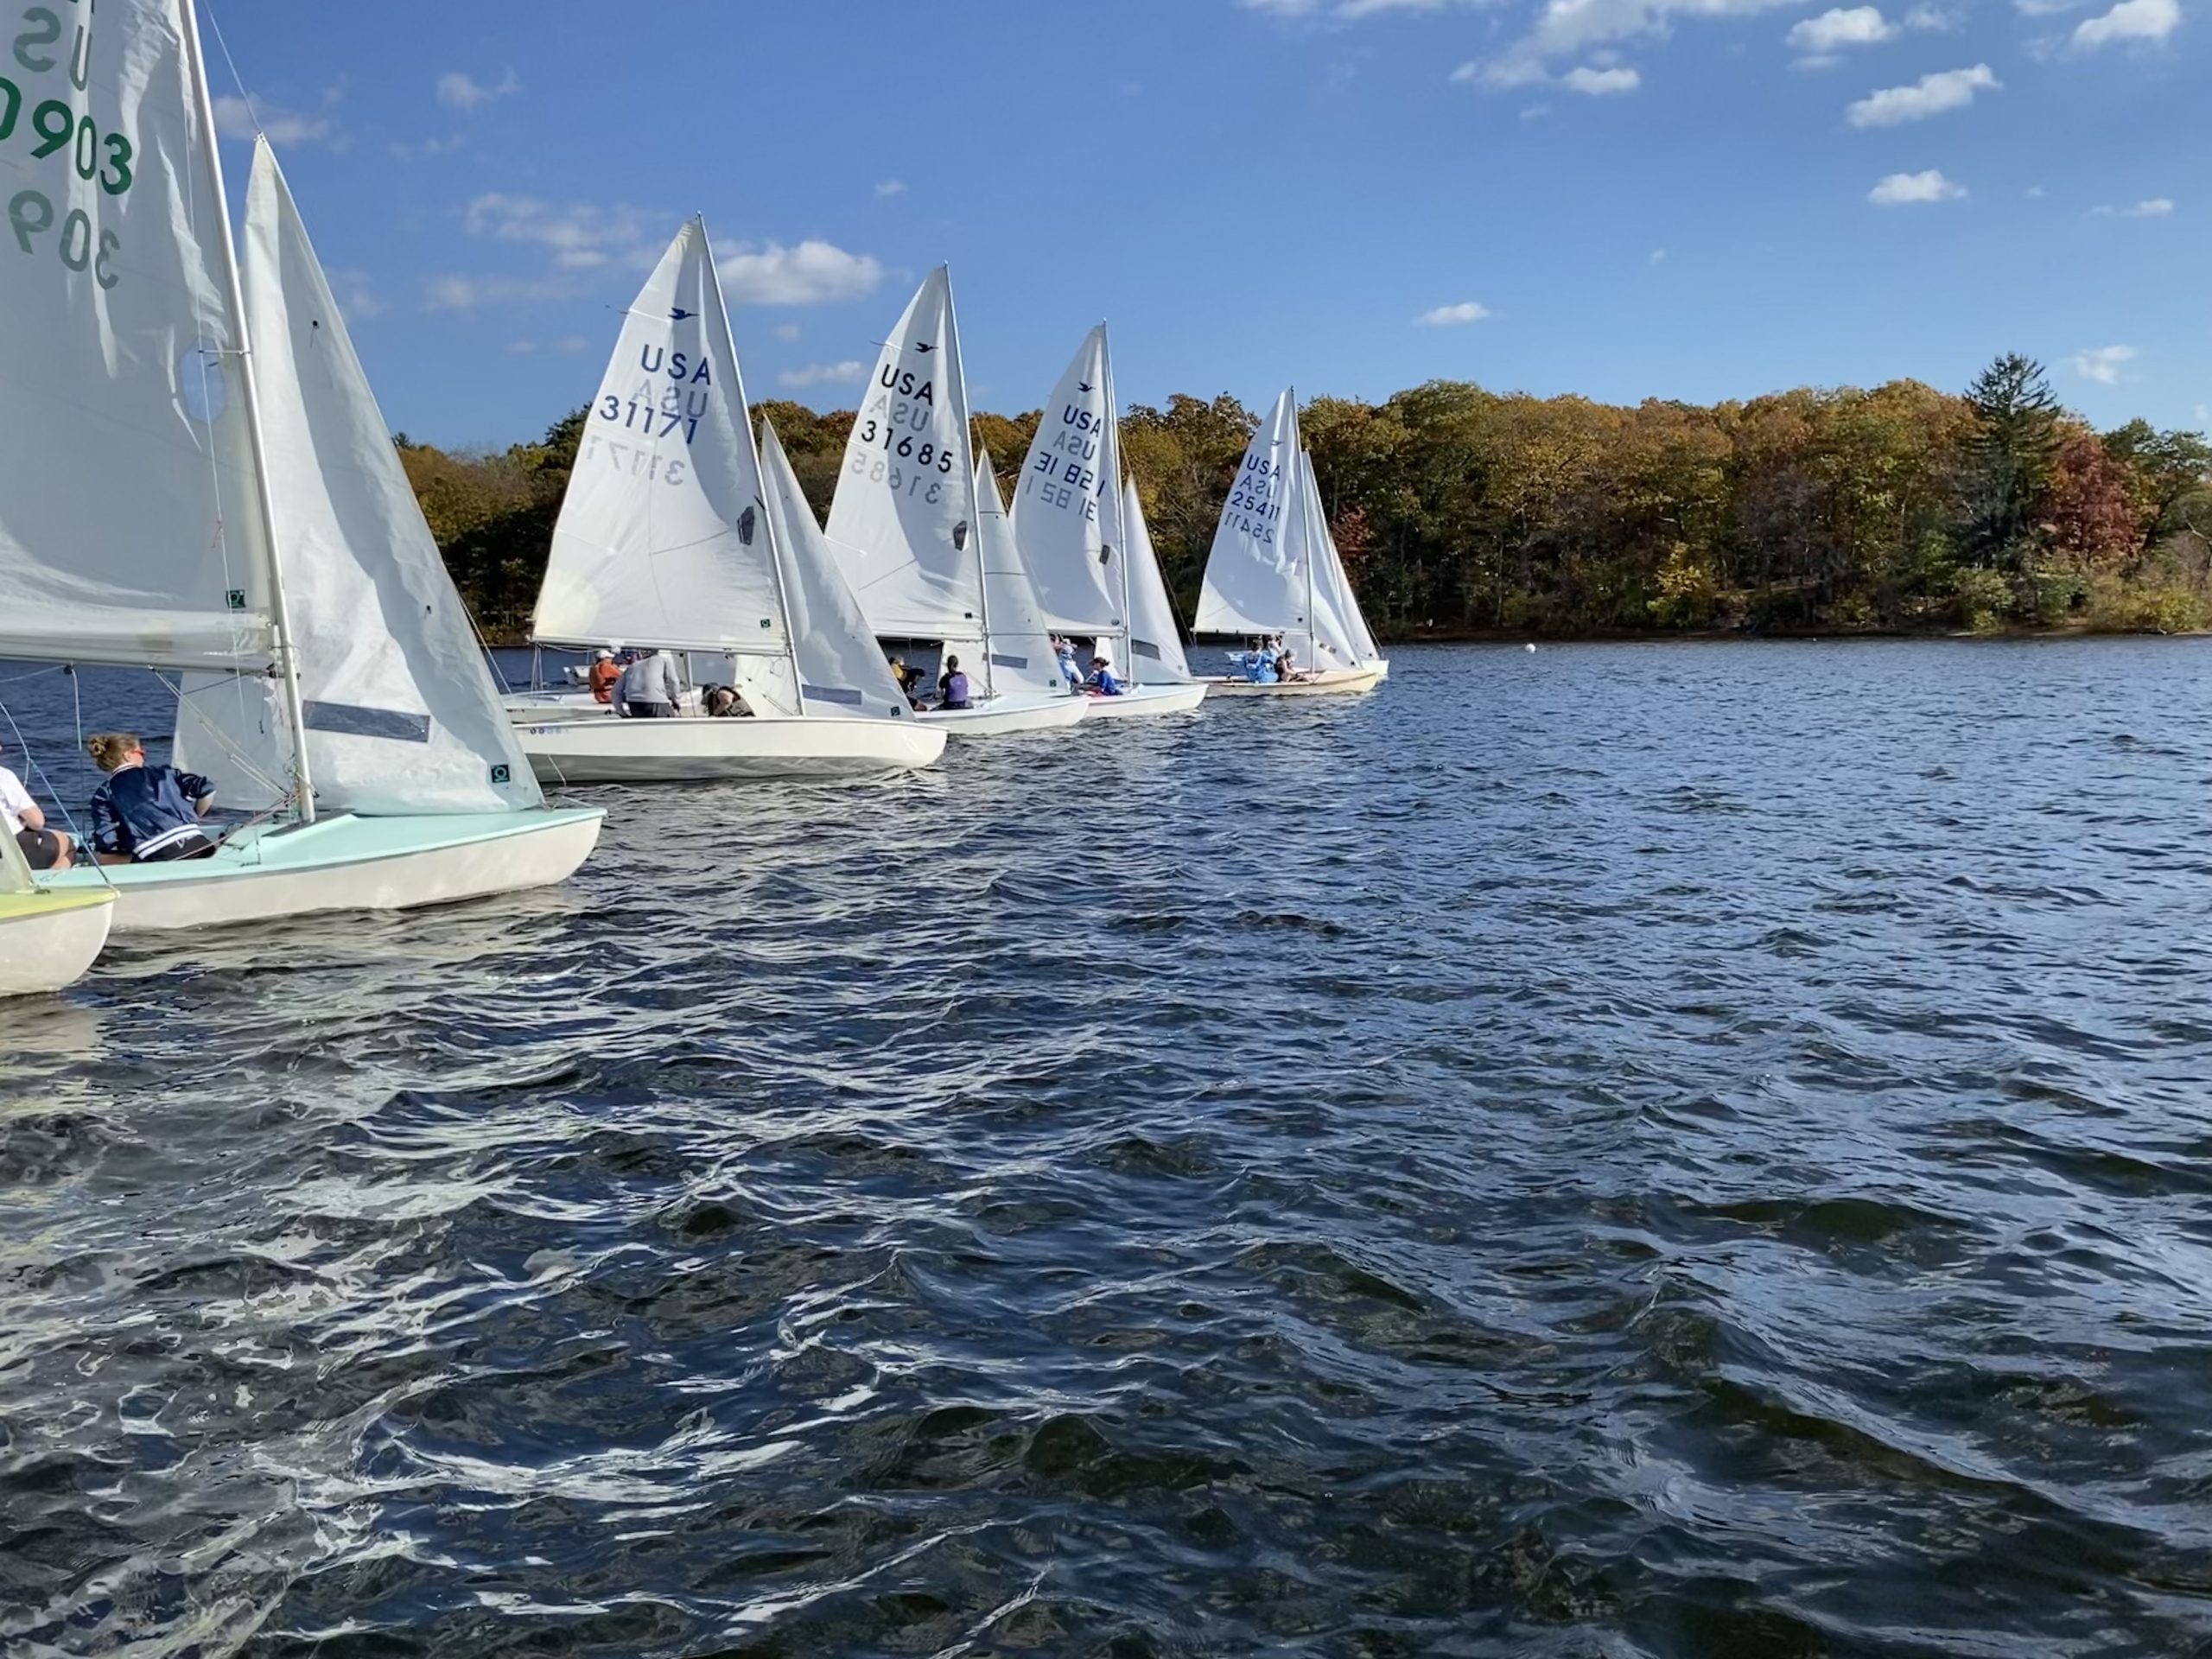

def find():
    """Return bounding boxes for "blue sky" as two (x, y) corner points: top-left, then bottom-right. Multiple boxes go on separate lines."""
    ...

(203, 0), (2202, 448)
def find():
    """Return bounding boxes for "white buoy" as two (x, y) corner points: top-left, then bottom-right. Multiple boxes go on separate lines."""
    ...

(1525, 643), (1537, 652)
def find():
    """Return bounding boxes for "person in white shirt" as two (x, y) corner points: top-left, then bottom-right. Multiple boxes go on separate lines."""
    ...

(0, 741), (72, 870)
(616, 649), (682, 718)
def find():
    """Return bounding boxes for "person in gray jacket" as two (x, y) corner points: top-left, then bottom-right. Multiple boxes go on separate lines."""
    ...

(617, 649), (682, 718)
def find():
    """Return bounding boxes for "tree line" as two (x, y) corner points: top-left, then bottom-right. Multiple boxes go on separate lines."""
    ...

(397, 354), (2212, 644)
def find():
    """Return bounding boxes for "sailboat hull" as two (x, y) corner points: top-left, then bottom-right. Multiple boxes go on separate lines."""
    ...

(919, 696), (1090, 737)
(516, 713), (944, 783)
(1079, 682), (1210, 720)
(1206, 668), (1383, 697)
(40, 810), (603, 933)
(0, 890), (115, 995)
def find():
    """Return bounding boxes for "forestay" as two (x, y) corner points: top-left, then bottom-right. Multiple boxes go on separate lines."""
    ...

(824, 267), (985, 639)
(1012, 324), (1122, 636)
(0, 0), (274, 670)
(534, 219), (786, 664)
(175, 143), (539, 816)
(757, 418), (918, 721)
(974, 448), (1076, 698)
(1122, 478), (1193, 683)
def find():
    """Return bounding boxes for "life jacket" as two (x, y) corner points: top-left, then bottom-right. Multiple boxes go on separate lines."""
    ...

(588, 661), (621, 702)
(943, 670), (971, 707)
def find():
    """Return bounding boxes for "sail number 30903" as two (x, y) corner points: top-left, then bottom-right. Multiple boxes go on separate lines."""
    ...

(3, 6), (134, 289)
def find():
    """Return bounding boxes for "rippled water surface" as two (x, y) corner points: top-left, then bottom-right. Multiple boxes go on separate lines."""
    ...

(5, 639), (2212, 1658)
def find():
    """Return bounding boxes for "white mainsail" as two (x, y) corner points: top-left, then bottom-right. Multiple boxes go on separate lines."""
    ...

(1012, 324), (1123, 639)
(534, 219), (786, 667)
(756, 418), (920, 721)
(824, 266), (986, 644)
(974, 448), (1075, 698)
(177, 141), (542, 815)
(0, 0), (272, 669)
(1195, 389), (1357, 668)
(1122, 477), (1193, 683)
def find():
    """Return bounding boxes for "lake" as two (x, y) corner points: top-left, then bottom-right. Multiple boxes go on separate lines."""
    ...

(3, 639), (2209, 1656)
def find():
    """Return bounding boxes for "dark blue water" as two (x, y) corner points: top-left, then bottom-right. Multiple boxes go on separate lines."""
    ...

(3, 640), (2211, 1657)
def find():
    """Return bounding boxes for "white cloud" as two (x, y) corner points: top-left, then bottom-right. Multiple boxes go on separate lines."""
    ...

(2074, 0), (2179, 44)
(210, 94), (332, 146)
(1649, 247), (1669, 261)
(2068, 345), (2136, 384)
(324, 267), (383, 319)
(1562, 63), (1642, 91)
(1789, 7), (1897, 49)
(507, 339), (538, 354)
(778, 360), (868, 389)
(1869, 168), (1966, 203)
(1904, 3), (1962, 24)
(1414, 300), (1491, 325)
(2094, 196), (2176, 216)
(423, 274), (576, 311)
(772, 323), (802, 340)
(552, 336), (591, 353)
(436, 68), (519, 111)
(2025, 184), (2048, 197)
(1846, 62), (1999, 124)
(1464, 0), (1798, 86)
(716, 241), (884, 305)
(1241, 0), (1465, 13)
(462, 193), (651, 270)
(874, 178), (906, 198)
(2015, 0), (2083, 12)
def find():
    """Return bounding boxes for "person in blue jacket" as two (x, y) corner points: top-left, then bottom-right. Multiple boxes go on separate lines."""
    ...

(1086, 655), (1124, 696)
(85, 733), (218, 864)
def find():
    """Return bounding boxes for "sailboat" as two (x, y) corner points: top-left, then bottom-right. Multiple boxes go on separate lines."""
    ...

(826, 268), (1086, 736)
(0, 828), (111, 996)
(9, 3), (599, 932)
(1193, 389), (1380, 697)
(1295, 450), (1390, 682)
(1012, 325), (1206, 720)
(505, 220), (944, 783)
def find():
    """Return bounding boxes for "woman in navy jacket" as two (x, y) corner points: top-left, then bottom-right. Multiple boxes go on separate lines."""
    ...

(86, 734), (218, 864)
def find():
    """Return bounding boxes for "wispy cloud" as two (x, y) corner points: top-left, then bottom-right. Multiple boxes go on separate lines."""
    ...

(1791, 7), (1897, 50)
(778, 360), (868, 389)
(2073, 0), (2179, 44)
(211, 92), (336, 147)
(423, 273), (577, 311)
(436, 68), (519, 111)
(717, 242), (884, 305)
(1459, 0), (1796, 88)
(1869, 168), (1966, 203)
(1414, 300), (1491, 325)
(772, 323), (802, 340)
(1240, 0), (1469, 15)
(462, 193), (652, 270)
(324, 267), (384, 318)
(1846, 62), (1999, 125)
(874, 179), (907, 198)
(2068, 345), (2136, 384)
(2094, 196), (2175, 215)
(1562, 63), (1641, 92)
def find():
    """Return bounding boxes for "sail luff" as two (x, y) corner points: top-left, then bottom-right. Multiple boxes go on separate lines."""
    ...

(1101, 322), (1135, 674)
(180, 14), (315, 821)
(940, 268), (991, 696)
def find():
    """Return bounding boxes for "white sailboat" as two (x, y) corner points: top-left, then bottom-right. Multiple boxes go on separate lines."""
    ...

(9, 4), (598, 934)
(1193, 389), (1379, 697)
(0, 826), (112, 996)
(1297, 449), (1390, 682)
(1012, 325), (1205, 721)
(506, 219), (944, 783)
(826, 268), (1086, 737)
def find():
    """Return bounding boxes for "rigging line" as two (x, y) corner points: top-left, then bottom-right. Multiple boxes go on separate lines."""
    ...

(198, 0), (263, 137)
(156, 671), (291, 799)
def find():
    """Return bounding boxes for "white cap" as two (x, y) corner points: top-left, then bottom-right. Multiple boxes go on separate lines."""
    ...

(595, 648), (613, 659)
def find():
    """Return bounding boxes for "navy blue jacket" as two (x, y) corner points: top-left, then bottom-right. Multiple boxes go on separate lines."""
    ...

(91, 763), (212, 859)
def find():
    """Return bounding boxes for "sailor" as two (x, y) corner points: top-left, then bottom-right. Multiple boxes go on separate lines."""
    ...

(938, 654), (974, 711)
(85, 733), (217, 864)
(0, 740), (71, 870)
(703, 685), (753, 718)
(1086, 655), (1124, 696)
(617, 648), (682, 718)
(587, 648), (622, 704)
(1053, 636), (1084, 690)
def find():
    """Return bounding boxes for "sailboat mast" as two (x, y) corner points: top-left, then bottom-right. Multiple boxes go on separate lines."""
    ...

(941, 270), (994, 698)
(1101, 323), (1135, 684)
(180, 5), (317, 823)
(1288, 389), (1315, 671)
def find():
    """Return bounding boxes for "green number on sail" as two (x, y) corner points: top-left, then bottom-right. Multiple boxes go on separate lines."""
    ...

(8, 188), (49, 252)
(0, 77), (17, 141)
(99, 132), (130, 195)
(29, 98), (67, 156)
